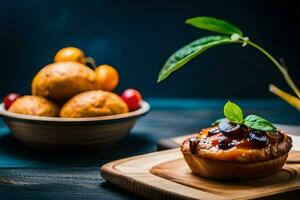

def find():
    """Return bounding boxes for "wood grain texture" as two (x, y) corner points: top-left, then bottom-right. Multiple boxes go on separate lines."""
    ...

(0, 101), (150, 151)
(151, 153), (300, 199)
(0, 168), (140, 200)
(101, 148), (300, 200)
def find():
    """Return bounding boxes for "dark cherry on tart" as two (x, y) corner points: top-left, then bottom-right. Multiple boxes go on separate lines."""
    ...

(181, 119), (292, 180)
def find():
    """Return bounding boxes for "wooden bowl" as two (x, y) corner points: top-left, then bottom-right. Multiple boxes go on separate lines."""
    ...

(0, 101), (150, 151)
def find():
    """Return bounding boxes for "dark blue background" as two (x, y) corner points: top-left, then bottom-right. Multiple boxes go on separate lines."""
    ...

(0, 0), (299, 98)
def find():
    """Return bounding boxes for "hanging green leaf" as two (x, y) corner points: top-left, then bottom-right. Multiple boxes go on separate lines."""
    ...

(157, 16), (300, 111)
(186, 16), (243, 36)
(157, 35), (236, 82)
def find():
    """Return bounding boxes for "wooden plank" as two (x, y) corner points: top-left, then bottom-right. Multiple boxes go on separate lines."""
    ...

(0, 168), (140, 200)
(101, 149), (300, 200)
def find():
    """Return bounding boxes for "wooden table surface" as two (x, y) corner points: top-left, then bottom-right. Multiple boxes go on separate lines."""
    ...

(0, 98), (299, 200)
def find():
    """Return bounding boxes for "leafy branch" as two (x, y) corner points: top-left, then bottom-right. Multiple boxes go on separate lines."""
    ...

(157, 16), (300, 111)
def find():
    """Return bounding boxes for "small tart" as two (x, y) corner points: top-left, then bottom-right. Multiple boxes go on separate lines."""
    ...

(181, 128), (292, 162)
(181, 127), (293, 180)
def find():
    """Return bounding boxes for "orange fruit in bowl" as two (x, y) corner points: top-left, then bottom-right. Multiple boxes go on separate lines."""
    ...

(54, 47), (86, 64)
(95, 64), (119, 91)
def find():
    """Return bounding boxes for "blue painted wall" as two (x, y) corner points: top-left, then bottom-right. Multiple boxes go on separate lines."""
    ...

(0, 0), (299, 98)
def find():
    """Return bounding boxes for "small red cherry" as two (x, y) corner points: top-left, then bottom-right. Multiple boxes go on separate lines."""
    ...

(3, 93), (20, 110)
(121, 89), (142, 111)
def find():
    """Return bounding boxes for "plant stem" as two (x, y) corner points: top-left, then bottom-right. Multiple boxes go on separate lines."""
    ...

(269, 84), (300, 111)
(245, 40), (300, 99)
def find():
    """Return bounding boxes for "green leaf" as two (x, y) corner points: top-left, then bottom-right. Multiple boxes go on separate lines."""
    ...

(244, 115), (277, 131)
(224, 100), (243, 124)
(157, 35), (236, 82)
(186, 16), (243, 36)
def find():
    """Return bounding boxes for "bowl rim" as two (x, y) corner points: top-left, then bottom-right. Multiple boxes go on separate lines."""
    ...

(0, 100), (150, 122)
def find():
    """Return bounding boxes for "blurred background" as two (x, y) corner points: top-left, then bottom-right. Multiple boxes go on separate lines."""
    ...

(0, 0), (299, 98)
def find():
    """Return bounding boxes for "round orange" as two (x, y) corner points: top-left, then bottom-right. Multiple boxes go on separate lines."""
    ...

(94, 65), (119, 91)
(54, 47), (86, 64)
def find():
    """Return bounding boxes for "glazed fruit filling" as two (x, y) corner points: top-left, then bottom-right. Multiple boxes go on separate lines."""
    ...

(189, 119), (283, 153)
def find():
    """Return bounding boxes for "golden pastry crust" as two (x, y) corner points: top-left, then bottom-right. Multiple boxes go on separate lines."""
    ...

(8, 95), (59, 117)
(59, 90), (129, 118)
(181, 129), (292, 162)
(182, 150), (288, 180)
(32, 61), (96, 100)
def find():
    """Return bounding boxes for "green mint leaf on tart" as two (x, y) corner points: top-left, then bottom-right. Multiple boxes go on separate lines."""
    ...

(157, 35), (236, 82)
(186, 16), (243, 36)
(224, 100), (244, 124)
(244, 115), (277, 132)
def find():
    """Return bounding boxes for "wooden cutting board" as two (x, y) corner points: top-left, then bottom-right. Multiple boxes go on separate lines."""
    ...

(101, 148), (300, 200)
(157, 124), (300, 150)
